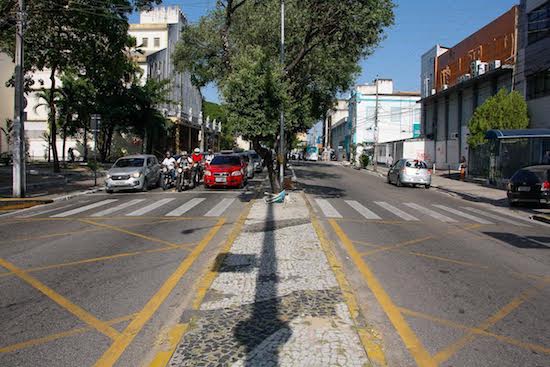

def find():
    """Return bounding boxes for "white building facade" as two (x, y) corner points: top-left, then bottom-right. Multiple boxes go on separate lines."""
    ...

(349, 79), (421, 163)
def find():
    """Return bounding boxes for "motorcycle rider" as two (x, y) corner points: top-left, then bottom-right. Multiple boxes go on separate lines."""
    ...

(191, 148), (204, 185)
(177, 151), (193, 168)
(205, 149), (215, 164)
(161, 151), (177, 181)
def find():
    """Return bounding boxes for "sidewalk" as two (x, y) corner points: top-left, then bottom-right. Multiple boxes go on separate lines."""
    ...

(166, 194), (378, 366)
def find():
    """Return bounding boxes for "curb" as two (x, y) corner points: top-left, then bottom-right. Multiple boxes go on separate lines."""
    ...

(0, 198), (54, 210)
(532, 215), (550, 224)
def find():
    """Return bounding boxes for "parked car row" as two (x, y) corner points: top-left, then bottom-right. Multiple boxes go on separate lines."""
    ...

(105, 150), (264, 193)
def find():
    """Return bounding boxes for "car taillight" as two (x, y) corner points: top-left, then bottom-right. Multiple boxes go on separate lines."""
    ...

(231, 170), (242, 176)
(427, 169), (432, 174)
(542, 181), (550, 191)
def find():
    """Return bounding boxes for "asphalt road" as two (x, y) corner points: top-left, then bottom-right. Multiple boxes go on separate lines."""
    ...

(296, 161), (550, 367)
(0, 177), (263, 367)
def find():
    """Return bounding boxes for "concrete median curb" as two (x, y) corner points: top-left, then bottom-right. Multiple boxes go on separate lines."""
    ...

(532, 214), (550, 225)
(0, 198), (54, 210)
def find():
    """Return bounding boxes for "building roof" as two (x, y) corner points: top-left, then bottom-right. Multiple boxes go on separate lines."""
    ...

(485, 129), (550, 139)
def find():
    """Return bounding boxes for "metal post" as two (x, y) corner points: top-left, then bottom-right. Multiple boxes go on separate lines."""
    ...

(279, 0), (285, 186)
(12, 0), (26, 198)
(374, 80), (380, 168)
(91, 114), (100, 187)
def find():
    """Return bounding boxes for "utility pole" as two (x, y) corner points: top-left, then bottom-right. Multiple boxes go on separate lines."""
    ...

(373, 79), (379, 172)
(12, 0), (26, 198)
(279, 0), (285, 186)
(91, 114), (101, 187)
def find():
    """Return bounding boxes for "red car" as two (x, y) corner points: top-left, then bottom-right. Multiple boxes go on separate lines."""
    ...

(203, 154), (247, 188)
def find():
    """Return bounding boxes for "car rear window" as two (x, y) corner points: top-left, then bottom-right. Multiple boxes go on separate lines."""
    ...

(511, 169), (542, 183)
(524, 168), (550, 182)
(405, 160), (428, 169)
(250, 153), (260, 159)
(211, 155), (241, 165)
(114, 158), (144, 168)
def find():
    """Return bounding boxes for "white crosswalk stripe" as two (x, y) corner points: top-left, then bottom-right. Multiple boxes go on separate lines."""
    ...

(125, 198), (175, 216)
(91, 199), (146, 217)
(51, 200), (118, 217)
(204, 198), (236, 217)
(404, 203), (457, 223)
(19, 204), (74, 218)
(165, 198), (205, 216)
(460, 207), (529, 227)
(373, 201), (419, 221)
(432, 205), (493, 224)
(345, 200), (381, 220)
(315, 199), (342, 218)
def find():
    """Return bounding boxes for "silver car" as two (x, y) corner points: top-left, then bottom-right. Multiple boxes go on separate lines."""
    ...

(387, 159), (431, 188)
(105, 154), (160, 193)
(248, 150), (263, 172)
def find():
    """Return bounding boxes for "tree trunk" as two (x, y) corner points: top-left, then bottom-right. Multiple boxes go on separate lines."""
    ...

(48, 67), (60, 173)
(83, 126), (88, 162)
(253, 139), (281, 193)
(62, 124), (67, 168)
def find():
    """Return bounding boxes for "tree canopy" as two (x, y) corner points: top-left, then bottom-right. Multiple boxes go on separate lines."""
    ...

(174, 0), (394, 189)
(468, 89), (529, 147)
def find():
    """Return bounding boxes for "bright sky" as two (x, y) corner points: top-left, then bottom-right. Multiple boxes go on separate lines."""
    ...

(131, 0), (519, 102)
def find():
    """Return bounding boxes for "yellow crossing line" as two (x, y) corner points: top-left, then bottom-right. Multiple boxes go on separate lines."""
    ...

(432, 285), (545, 364)
(399, 307), (550, 356)
(304, 194), (387, 366)
(94, 218), (226, 366)
(0, 314), (135, 354)
(0, 243), (193, 279)
(328, 219), (436, 367)
(0, 258), (120, 340)
(147, 199), (255, 367)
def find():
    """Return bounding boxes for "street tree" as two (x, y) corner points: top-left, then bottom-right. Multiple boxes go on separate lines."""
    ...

(468, 89), (529, 147)
(174, 0), (394, 191)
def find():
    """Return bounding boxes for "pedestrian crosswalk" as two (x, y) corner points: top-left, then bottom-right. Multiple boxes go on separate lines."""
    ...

(314, 199), (541, 227)
(18, 196), (241, 219)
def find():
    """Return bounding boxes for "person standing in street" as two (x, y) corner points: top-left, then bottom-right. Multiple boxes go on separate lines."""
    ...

(387, 154), (393, 167)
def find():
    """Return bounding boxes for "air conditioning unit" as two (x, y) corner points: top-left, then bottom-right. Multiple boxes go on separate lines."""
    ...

(477, 62), (489, 76)
(442, 84), (449, 90)
(489, 60), (501, 70)
(470, 60), (482, 75)
(451, 132), (459, 140)
(431, 88), (436, 95)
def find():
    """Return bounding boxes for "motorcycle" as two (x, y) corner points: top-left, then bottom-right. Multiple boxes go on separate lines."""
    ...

(176, 165), (193, 192)
(191, 162), (203, 187)
(161, 166), (176, 190)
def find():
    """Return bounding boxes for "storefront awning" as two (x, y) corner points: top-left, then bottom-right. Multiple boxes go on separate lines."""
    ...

(485, 129), (550, 139)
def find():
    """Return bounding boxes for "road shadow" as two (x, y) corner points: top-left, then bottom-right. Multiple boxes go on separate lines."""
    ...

(300, 182), (345, 198)
(233, 200), (291, 366)
(483, 232), (550, 249)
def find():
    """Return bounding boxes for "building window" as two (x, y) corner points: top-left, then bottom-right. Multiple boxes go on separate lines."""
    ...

(154, 37), (160, 48)
(526, 68), (550, 99)
(141, 37), (148, 47)
(391, 107), (401, 123)
(528, 2), (550, 45)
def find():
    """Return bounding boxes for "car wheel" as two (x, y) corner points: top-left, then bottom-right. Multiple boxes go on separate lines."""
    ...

(424, 184), (430, 189)
(386, 175), (391, 184)
(396, 175), (402, 187)
(106, 189), (113, 194)
(508, 200), (518, 207)
(141, 178), (148, 192)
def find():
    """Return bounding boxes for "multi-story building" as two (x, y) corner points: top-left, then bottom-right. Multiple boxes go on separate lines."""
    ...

(516, 0), (550, 129)
(348, 79), (421, 164)
(327, 99), (349, 160)
(420, 6), (518, 169)
(0, 52), (14, 154)
(129, 6), (208, 153)
(420, 45), (449, 98)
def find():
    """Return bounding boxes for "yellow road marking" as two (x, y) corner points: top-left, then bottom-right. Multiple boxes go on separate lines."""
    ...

(432, 285), (544, 364)
(0, 314), (135, 354)
(79, 219), (183, 249)
(399, 307), (550, 355)
(0, 244), (193, 279)
(361, 236), (434, 257)
(0, 218), (185, 244)
(94, 218), (226, 367)
(147, 199), (255, 367)
(148, 324), (189, 367)
(304, 194), (387, 366)
(328, 219), (436, 367)
(0, 258), (120, 340)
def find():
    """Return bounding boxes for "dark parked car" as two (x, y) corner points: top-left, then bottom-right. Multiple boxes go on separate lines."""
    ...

(507, 165), (550, 206)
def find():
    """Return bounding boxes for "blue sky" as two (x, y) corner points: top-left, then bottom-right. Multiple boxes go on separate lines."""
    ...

(132, 0), (519, 102)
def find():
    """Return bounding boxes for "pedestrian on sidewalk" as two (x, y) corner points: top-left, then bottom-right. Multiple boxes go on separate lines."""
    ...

(386, 154), (393, 167)
(459, 155), (467, 181)
(68, 147), (75, 163)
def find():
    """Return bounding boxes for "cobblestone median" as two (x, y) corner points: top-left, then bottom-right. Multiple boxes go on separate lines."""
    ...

(169, 194), (371, 367)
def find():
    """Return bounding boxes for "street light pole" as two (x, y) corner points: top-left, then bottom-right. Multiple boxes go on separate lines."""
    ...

(279, 0), (285, 187)
(373, 79), (379, 172)
(12, 0), (26, 198)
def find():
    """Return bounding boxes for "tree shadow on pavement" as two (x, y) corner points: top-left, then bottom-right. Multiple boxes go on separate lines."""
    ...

(300, 182), (345, 198)
(483, 232), (550, 249)
(234, 201), (291, 366)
